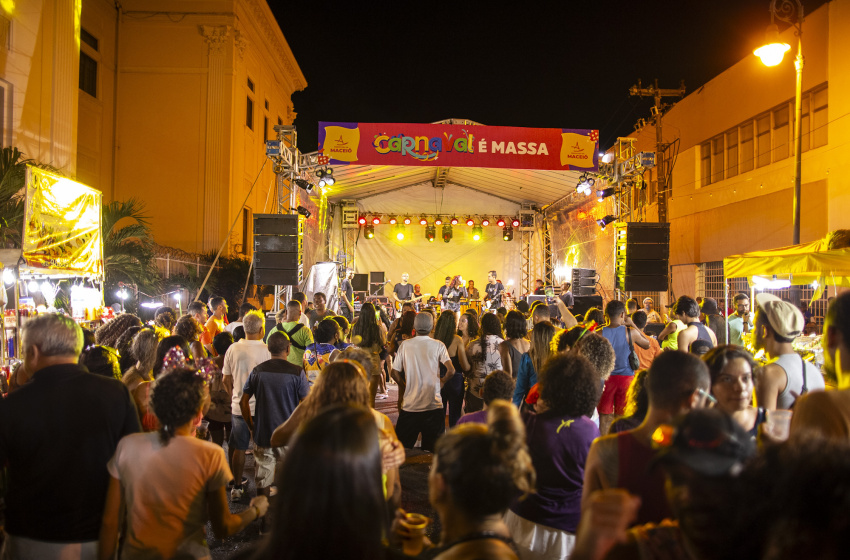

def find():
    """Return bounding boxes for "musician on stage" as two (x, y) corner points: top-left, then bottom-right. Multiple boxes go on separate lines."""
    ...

(467, 280), (480, 300)
(392, 272), (415, 307)
(440, 276), (467, 312)
(484, 270), (504, 310)
(339, 269), (355, 322)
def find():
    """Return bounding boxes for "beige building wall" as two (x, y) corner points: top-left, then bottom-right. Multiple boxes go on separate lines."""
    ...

(618, 1), (847, 297)
(75, 0), (305, 255)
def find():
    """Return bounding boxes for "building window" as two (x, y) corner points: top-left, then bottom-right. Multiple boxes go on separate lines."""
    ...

(800, 96), (810, 153)
(81, 28), (99, 51)
(79, 51), (97, 98)
(700, 142), (711, 187)
(812, 86), (828, 148)
(264, 99), (269, 110)
(725, 129), (738, 178)
(0, 79), (11, 148)
(277, 116), (283, 126)
(756, 113), (771, 168)
(740, 122), (754, 173)
(711, 136), (724, 184)
(264, 116), (269, 142)
(246, 96), (254, 130)
(247, 78), (254, 92)
(241, 208), (252, 254)
(773, 104), (789, 161)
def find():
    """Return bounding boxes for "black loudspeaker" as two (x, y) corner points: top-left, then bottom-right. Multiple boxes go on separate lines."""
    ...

(370, 271), (386, 296)
(253, 214), (298, 286)
(615, 223), (670, 292)
(572, 295), (603, 318)
(571, 268), (597, 296)
(352, 274), (368, 292)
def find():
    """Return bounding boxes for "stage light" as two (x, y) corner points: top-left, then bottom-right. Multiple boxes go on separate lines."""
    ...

(496, 217), (506, 227)
(297, 206), (312, 218)
(426, 225), (436, 242)
(472, 225), (483, 241)
(294, 178), (314, 193)
(481, 217), (490, 226)
(442, 224), (453, 243)
(596, 215), (616, 230)
(371, 216), (381, 225)
(364, 224), (375, 239)
(511, 218), (520, 228)
(597, 187), (616, 202)
(3, 269), (14, 285)
(419, 215), (428, 226)
(576, 174), (595, 196)
(358, 215), (367, 225)
(389, 216), (398, 225)
(395, 225), (406, 240)
(435, 216), (443, 225)
(27, 279), (40, 292)
(450, 216), (459, 225)
(576, 211), (587, 220)
(465, 217), (475, 227)
(315, 167), (335, 187)
(502, 226), (514, 241)
(403, 216), (412, 225)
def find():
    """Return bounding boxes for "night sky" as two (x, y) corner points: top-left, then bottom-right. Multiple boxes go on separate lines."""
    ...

(273, 0), (825, 153)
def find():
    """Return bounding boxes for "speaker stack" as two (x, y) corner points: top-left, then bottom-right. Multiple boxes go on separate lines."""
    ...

(253, 214), (299, 286)
(615, 222), (670, 292)
(571, 268), (597, 296)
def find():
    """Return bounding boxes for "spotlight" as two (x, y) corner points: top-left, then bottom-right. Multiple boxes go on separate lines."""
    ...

(425, 225), (436, 242)
(496, 217), (506, 227)
(27, 279), (40, 292)
(389, 216), (398, 225)
(576, 174), (595, 196)
(403, 216), (412, 225)
(502, 226), (514, 241)
(117, 289), (128, 300)
(511, 218), (520, 228)
(472, 225), (483, 241)
(294, 178), (314, 193)
(465, 217), (475, 227)
(434, 216), (443, 225)
(442, 224), (453, 243)
(297, 206), (312, 218)
(2, 268), (14, 285)
(371, 216), (381, 225)
(364, 224), (375, 239)
(597, 188), (616, 202)
(395, 225), (406, 240)
(358, 216), (367, 225)
(450, 216), (459, 225)
(419, 215), (428, 226)
(481, 217), (490, 226)
(576, 211), (587, 220)
(596, 215), (616, 230)
(315, 167), (335, 187)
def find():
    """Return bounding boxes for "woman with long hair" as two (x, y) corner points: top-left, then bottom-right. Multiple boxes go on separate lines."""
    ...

(99, 368), (268, 559)
(95, 313), (142, 349)
(703, 345), (766, 438)
(253, 405), (390, 560)
(458, 312), (478, 348)
(351, 302), (389, 402)
(133, 336), (192, 432)
(121, 328), (160, 393)
(512, 321), (557, 407)
(499, 310), (530, 379)
(434, 311), (471, 427)
(465, 313), (504, 413)
(174, 315), (207, 361)
(505, 354), (602, 559)
(397, 400), (535, 559)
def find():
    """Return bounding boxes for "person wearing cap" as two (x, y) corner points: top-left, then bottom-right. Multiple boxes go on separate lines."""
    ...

(676, 296), (717, 353)
(753, 293), (825, 411)
(573, 408), (756, 560)
(790, 291), (850, 439)
(582, 351), (711, 526)
(642, 298), (664, 324)
(657, 302), (687, 351)
(391, 312), (454, 451)
(700, 297), (727, 345)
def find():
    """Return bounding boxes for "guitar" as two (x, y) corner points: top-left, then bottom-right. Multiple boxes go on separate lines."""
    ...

(395, 293), (431, 312)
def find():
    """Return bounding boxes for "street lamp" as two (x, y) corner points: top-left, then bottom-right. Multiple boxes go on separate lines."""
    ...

(754, 0), (804, 245)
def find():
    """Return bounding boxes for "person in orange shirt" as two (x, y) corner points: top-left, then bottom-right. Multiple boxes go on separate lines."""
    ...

(202, 296), (229, 356)
(631, 310), (662, 369)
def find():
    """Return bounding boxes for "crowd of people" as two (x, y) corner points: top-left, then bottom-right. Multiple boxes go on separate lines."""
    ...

(0, 282), (849, 560)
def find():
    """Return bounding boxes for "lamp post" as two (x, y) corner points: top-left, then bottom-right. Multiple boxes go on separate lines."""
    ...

(754, 0), (804, 245)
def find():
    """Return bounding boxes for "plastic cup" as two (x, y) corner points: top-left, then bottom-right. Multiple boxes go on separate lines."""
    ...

(766, 409), (792, 441)
(196, 419), (210, 440)
(399, 512), (430, 556)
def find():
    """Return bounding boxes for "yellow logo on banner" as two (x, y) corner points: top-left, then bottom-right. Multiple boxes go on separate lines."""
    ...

(559, 132), (595, 168)
(323, 126), (360, 162)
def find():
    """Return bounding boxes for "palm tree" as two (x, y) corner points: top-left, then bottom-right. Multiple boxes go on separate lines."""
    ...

(102, 198), (161, 292)
(0, 147), (39, 248)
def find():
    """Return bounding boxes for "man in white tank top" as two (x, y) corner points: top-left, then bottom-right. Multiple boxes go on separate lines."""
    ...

(753, 293), (825, 410)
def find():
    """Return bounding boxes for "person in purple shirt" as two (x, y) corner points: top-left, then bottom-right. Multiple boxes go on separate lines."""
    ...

(505, 353), (602, 559)
(457, 369), (515, 425)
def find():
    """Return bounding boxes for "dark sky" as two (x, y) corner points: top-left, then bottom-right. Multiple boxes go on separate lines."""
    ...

(273, 1), (823, 153)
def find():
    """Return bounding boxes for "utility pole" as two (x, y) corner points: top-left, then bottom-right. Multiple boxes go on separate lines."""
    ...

(629, 79), (686, 223)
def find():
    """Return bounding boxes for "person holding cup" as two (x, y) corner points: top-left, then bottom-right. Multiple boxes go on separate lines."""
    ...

(703, 345), (767, 439)
(99, 367), (268, 559)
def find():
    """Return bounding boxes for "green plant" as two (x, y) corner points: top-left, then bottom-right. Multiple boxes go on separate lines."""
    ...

(102, 198), (161, 297)
(0, 147), (62, 248)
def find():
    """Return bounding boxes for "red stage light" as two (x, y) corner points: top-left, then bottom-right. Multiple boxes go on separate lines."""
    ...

(419, 216), (428, 225)
(403, 216), (412, 225)
(358, 216), (367, 225)
(435, 216), (443, 225)
(389, 216), (398, 225)
(481, 218), (490, 226)
(450, 217), (459, 225)
(465, 218), (475, 226)
(511, 218), (520, 227)
(496, 218), (506, 227)
(372, 216), (381, 225)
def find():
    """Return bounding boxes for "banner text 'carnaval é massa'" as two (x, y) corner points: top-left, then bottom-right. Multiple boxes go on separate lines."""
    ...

(22, 166), (103, 276)
(318, 122), (599, 171)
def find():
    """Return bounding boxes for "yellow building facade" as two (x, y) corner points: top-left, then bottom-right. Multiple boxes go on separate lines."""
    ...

(1, 0), (305, 256)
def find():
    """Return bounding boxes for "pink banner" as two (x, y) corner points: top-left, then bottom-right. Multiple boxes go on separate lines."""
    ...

(318, 122), (598, 171)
